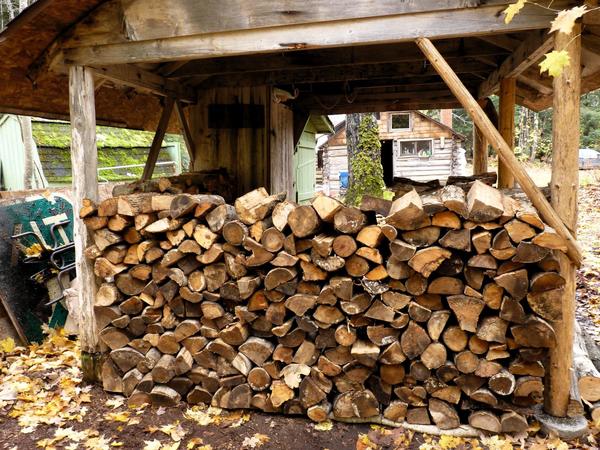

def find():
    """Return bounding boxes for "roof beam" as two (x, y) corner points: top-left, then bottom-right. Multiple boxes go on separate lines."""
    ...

(476, 34), (521, 51)
(478, 30), (553, 98)
(169, 40), (509, 78)
(194, 60), (492, 88)
(294, 98), (463, 114)
(88, 65), (196, 103)
(62, 3), (560, 66)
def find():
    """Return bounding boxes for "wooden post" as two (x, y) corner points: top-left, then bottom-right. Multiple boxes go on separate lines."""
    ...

(415, 37), (582, 267)
(472, 125), (488, 174)
(175, 99), (196, 166)
(545, 24), (581, 418)
(142, 97), (175, 181)
(69, 65), (100, 382)
(498, 77), (516, 188)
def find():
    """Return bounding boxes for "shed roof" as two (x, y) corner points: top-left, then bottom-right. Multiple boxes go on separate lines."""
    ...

(0, 0), (599, 129)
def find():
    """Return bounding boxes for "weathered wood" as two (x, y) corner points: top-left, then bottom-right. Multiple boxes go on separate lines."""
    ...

(497, 77), (516, 189)
(69, 65), (101, 381)
(142, 97), (174, 181)
(545, 24), (582, 419)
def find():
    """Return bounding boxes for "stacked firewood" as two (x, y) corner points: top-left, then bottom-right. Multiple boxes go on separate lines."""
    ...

(82, 181), (568, 433)
(112, 170), (234, 202)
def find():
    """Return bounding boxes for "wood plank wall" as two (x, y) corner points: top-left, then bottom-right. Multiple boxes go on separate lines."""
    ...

(189, 86), (269, 197)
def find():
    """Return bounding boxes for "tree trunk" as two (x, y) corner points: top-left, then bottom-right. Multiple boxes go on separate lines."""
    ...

(346, 113), (362, 186)
(18, 115), (35, 189)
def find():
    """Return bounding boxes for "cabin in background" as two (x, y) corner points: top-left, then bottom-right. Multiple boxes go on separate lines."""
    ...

(319, 110), (465, 197)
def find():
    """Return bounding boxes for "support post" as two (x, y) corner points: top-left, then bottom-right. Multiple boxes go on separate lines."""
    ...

(142, 97), (175, 181)
(545, 24), (581, 418)
(174, 99), (196, 166)
(69, 65), (100, 382)
(472, 125), (488, 174)
(498, 77), (516, 188)
(415, 37), (582, 267)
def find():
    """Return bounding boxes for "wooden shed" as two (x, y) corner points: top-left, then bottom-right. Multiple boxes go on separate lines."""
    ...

(320, 111), (465, 196)
(0, 0), (597, 421)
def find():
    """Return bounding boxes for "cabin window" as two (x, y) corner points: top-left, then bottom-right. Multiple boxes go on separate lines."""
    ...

(390, 113), (411, 131)
(398, 139), (433, 158)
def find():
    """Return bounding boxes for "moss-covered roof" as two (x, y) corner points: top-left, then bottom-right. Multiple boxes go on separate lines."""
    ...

(31, 120), (182, 149)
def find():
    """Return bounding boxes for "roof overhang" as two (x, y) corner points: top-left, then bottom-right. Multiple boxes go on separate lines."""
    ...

(0, 0), (597, 130)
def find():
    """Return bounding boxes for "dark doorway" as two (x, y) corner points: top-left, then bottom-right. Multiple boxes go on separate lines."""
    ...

(380, 140), (394, 186)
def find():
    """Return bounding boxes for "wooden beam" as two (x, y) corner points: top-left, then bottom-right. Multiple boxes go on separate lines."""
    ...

(478, 30), (554, 98)
(88, 65), (196, 103)
(196, 61), (491, 88)
(473, 98), (499, 174)
(169, 40), (510, 78)
(174, 100), (196, 165)
(69, 65), (100, 382)
(415, 37), (583, 267)
(62, 4), (561, 66)
(120, 0), (503, 41)
(473, 125), (488, 174)
(293, 98), (463, 115)
(517, 66), (553, 95)
(498, 77), (516, 188)
(476, 34), (521, 51)
(545, 23), (581, 418)
(142, 97), (175, 181)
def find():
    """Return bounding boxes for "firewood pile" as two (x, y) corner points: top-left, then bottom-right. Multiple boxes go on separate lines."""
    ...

(81, 180), (569, 433)
(112, 170), (234, 203)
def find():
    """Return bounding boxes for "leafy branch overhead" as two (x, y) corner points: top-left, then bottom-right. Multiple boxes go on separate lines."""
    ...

(503, 1), (589, 77)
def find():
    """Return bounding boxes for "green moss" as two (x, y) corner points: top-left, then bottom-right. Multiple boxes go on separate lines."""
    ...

(345, 115), (386, 206)
(32, 120), (184, 149)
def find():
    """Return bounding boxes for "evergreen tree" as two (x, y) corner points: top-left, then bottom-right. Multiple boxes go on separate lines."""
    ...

(345, 114), (385, 205)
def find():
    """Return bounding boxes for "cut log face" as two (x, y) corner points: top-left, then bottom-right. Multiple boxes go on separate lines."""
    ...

(467, 181), (504, 222)
(386, 190), (429, 230)
(84, 184), (564, 424)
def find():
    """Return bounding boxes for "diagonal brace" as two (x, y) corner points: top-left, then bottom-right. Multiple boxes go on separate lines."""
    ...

(415, 37), (583, 267)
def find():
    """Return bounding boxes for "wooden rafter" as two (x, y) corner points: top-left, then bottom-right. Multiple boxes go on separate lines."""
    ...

(478, 30), (553, 98)
(85, 65), (196, 103)
(415, 37), (583, 267)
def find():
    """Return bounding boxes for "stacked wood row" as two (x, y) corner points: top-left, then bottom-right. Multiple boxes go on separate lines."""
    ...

(82, 180), (569, 433)
(112, 170), (234, 202)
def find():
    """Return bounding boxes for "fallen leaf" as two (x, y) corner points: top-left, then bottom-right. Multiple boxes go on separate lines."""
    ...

(549, 6), (587, 35)
(105, 397), (125, 409)
(241, 434), (270, 448)
(143, 440), (163, 450)
(503, 0), (526, 24)
(539, 50), (570, 78)
(0, 337), (16, 353)
(314, 420), (333, 431)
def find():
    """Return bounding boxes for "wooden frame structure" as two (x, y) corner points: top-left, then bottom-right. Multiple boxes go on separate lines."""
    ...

(0, 0), (596, 418)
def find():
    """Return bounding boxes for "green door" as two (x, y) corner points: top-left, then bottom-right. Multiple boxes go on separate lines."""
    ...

(295, 128), (316, 204)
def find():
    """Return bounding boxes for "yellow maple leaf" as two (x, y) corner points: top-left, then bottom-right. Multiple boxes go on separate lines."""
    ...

(0, 337), (16, 353)
(549, 6), (587, 34)
(539, 50), (571, 78)
(104, 411), (130, 423)
(503, 0), (526, 24)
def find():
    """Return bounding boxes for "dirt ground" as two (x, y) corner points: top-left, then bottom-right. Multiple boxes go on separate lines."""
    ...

(1, 168), (600, 450)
